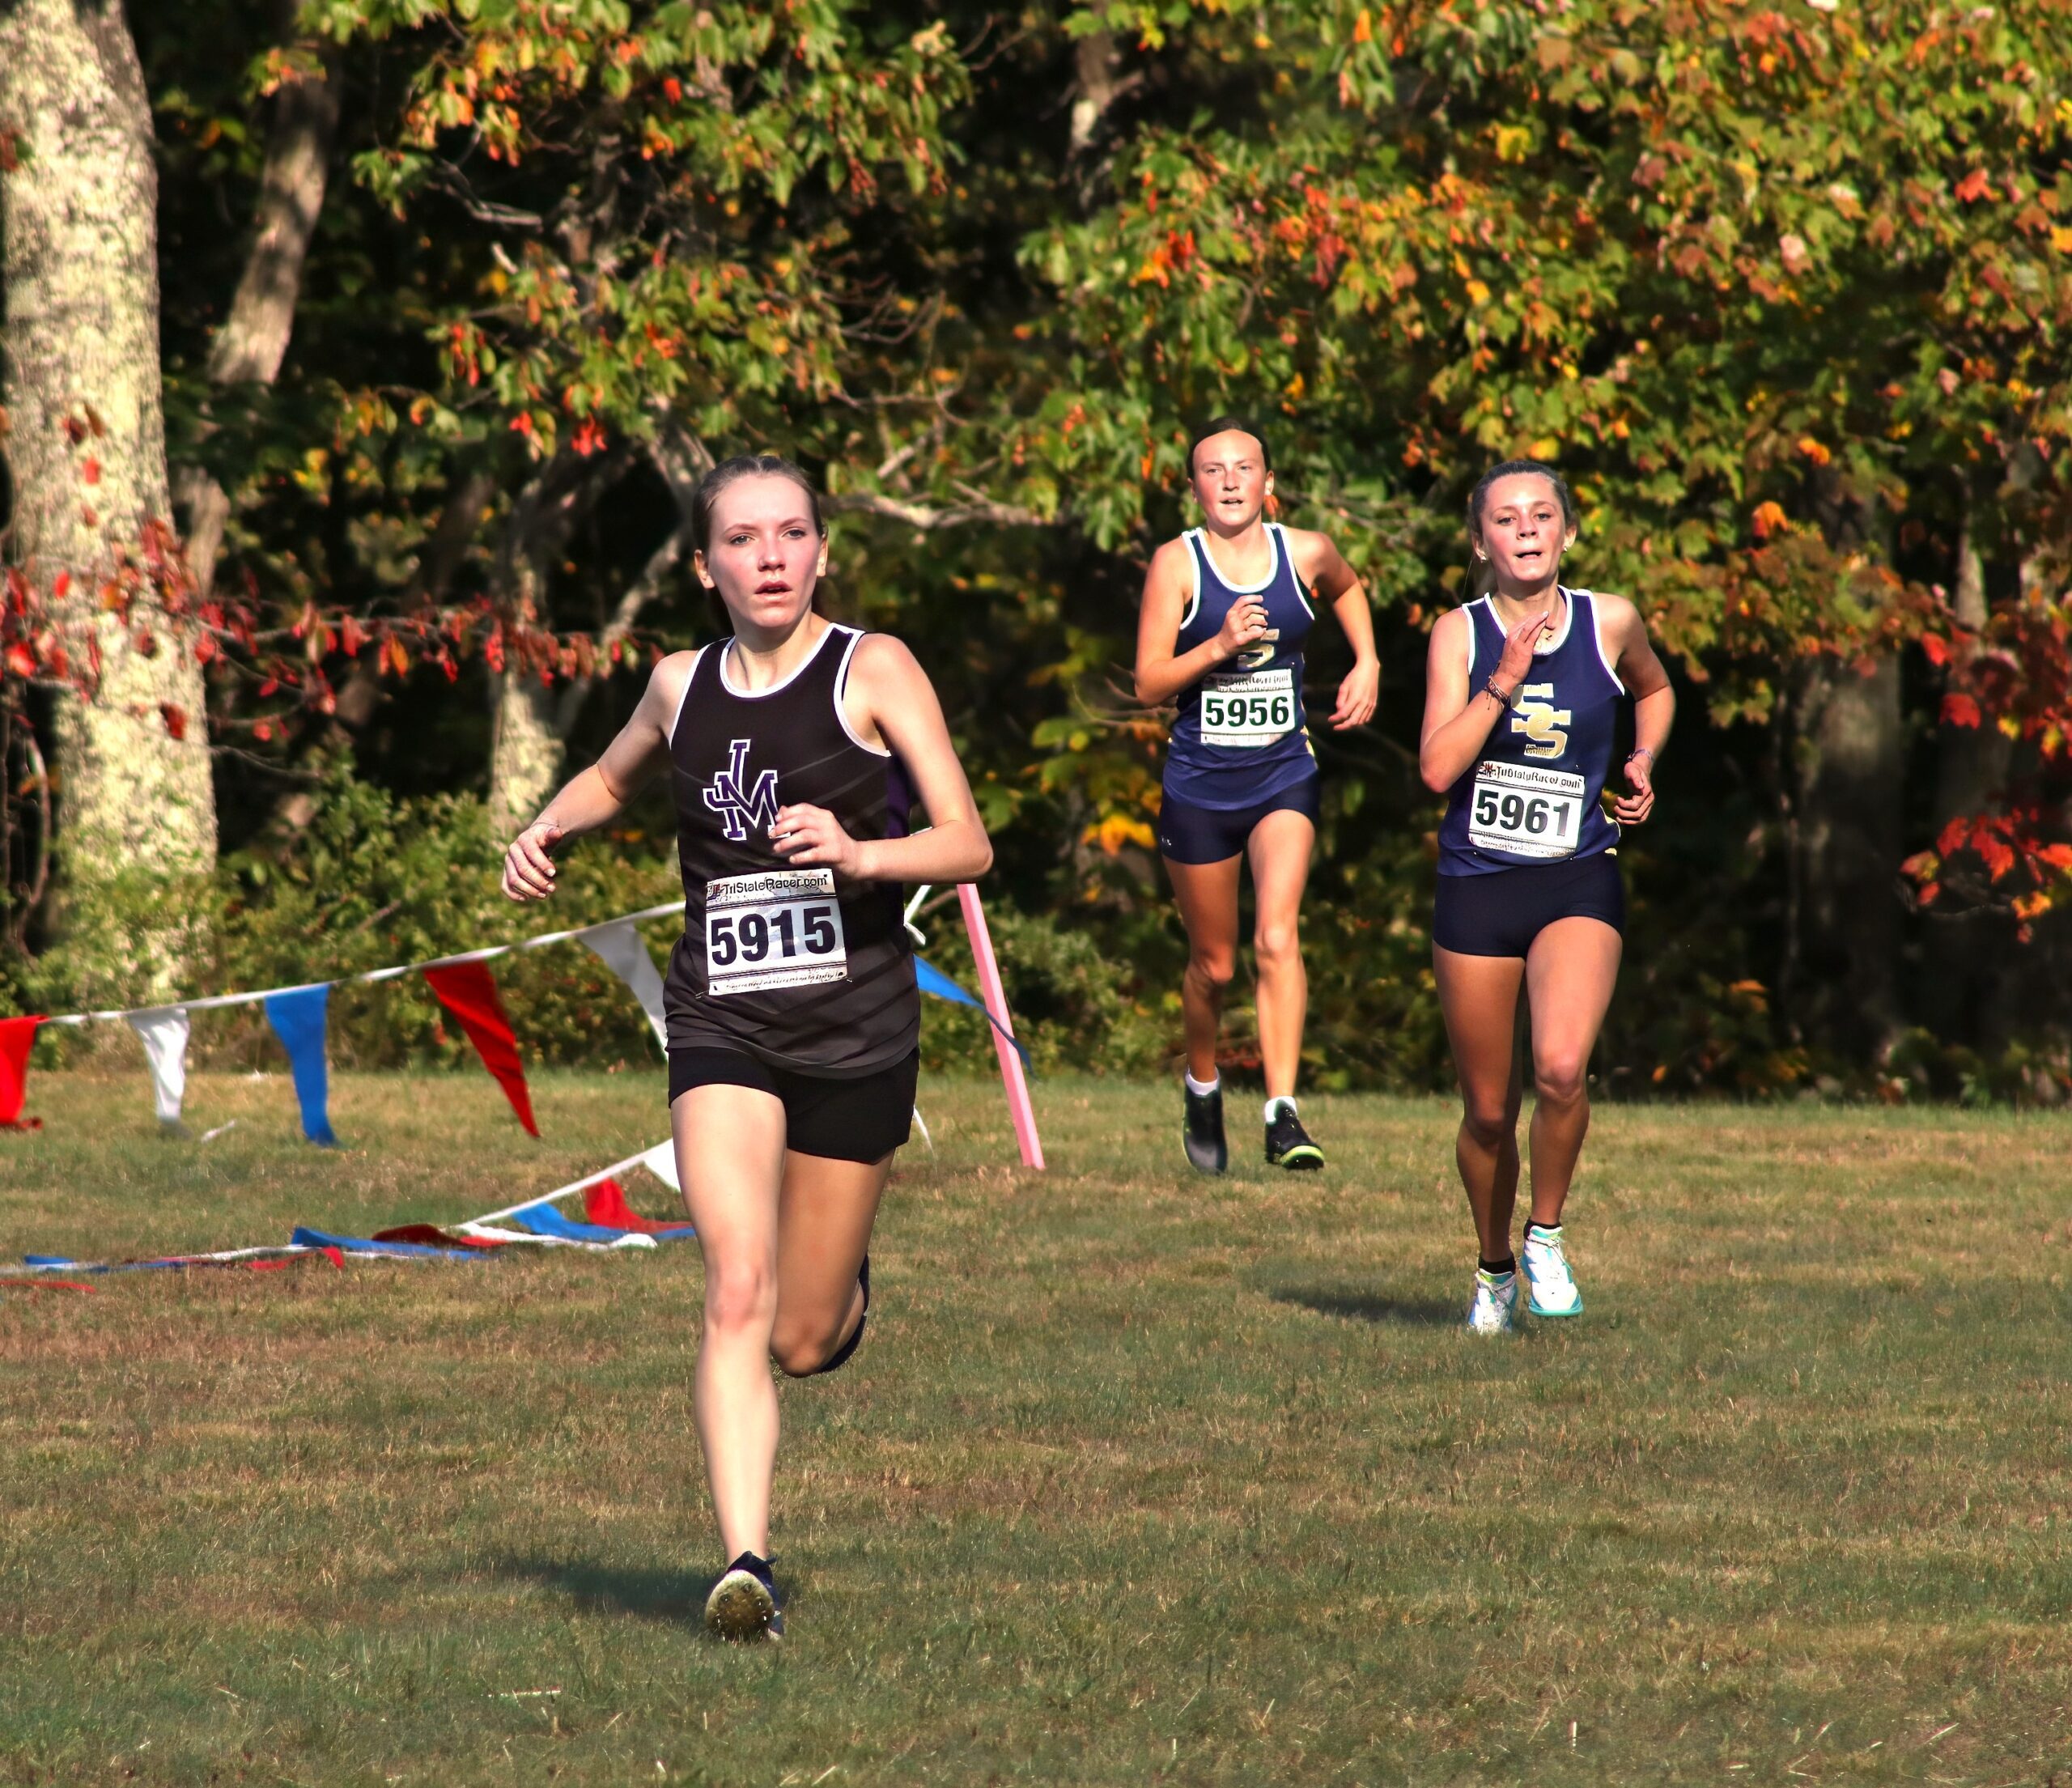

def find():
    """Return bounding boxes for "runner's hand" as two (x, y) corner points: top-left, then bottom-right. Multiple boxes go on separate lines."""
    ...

(502, 821), (562, 902)
(1612, 754), (1655, 825)
(1214, 596), (1270, 660)
(771, 803), (863, 876)
(1494, 609), (1546, 687)
(1328, 657), (1379, 729)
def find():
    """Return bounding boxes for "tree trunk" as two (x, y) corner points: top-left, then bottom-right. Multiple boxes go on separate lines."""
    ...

(0, 0), (216, 1001)
(176, 53), (338, 598)
(1790, 656), (1904, 1064)
(1920, 499), (2015, 1044)
(487, 557), (563, 838)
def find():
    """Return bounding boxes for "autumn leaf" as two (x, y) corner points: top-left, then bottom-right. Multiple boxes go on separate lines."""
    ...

(1942, 693), (1981, 728)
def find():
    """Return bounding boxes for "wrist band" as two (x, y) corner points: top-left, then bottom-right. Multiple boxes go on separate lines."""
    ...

(1626, 746), (1654, 763)
(1484, 677), (1517, 708)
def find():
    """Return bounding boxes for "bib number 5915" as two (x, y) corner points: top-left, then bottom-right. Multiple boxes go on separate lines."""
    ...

(705, 868), (848, 996)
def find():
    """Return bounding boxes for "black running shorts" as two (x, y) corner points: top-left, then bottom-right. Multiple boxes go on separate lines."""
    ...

(667, 1047), (919, 1163)
(1157, 774), (1322, 865)
(1432, 852), (1625, 959)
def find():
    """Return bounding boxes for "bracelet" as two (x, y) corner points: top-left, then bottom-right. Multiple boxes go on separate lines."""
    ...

(1626, 746), (1654, 763)
(1484, 677), (1518, 708)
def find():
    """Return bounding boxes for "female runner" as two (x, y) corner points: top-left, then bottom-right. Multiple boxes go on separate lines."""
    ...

(1135, 418), (1378, 1174)
(1418, 460), (1674, 1333)
(503, 454), (992, 1640)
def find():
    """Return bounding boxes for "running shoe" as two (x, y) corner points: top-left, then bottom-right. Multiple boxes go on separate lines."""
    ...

(1466, 1268), (1520, 1336)
(1263, 1101), (1324, 1171)
(1182, 1081), (1228, 1174)
(1521, 1225), (1583, 1318)
(704, 1552), (783, 1642)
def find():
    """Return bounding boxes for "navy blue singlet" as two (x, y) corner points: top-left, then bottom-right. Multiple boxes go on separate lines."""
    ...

(1162, 522), (1319, 810)
(1437, 588), (1626, 877)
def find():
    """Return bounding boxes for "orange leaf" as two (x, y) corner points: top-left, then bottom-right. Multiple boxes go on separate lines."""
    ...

(1942, 693), (1981, 728)
(1955, 168), (1992, 204)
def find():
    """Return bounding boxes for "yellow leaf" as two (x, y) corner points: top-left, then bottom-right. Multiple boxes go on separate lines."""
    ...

(2052, 226), (2072, 255)
(1465, 278), (1491, 307)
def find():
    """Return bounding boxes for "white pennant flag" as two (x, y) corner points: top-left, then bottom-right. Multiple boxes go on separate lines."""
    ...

(582, 919), (669, 1055)
(641, 1140), (682, 1193)
(127, 1005), (192, 1126)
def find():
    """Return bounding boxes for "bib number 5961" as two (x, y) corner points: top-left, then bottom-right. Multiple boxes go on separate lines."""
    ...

(1467, 760), (1586, 860)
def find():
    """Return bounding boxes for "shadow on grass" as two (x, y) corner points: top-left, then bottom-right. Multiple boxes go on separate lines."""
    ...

(1267, 1285), (1463, 1327)
(494, 1552), (711, 1625)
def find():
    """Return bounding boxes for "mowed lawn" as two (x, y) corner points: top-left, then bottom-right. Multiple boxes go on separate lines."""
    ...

(2, 1071), (2070, 1786)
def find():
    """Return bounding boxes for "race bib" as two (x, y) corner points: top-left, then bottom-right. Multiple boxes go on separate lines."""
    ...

(1200, 666), (1297, 749)
(1468, 760), (1586, 860)
(704, 868), (847, 996)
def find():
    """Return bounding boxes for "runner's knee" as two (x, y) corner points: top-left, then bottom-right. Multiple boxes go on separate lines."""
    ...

(1187, 948), (1237, 990)
(703, 1259), (776, 1340)
(1460, 1098), (1512, 1149)
(1534, 1056), (1590, 1109)
(1252, 918), (1301, 970)
(769, 1301), (851, 1377)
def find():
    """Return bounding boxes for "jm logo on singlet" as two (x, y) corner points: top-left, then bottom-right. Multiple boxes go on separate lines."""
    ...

(703, 738), (780, 841)
(1509, 684), (1571, 759)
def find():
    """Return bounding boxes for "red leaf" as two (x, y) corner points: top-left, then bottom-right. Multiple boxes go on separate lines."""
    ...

(80, 457), (101, 486)
(52, 571), (70, 601)
(1920, 632), (1951, 667)
(1955, 168), (1992, 204)
(159, 703), (188, 741)
(5, 643), (35, 678)
(1942, 693), (1981, 728)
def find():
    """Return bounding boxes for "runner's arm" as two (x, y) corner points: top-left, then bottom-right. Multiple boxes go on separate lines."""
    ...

(1291, 529), (1379, 728)
(501, 652), (690, 900)
(1134, 537), (1262, 707)
(1420, 609), (1515, 792)
(1601, 595), (1675, 823)
(772, 635), (992, 884)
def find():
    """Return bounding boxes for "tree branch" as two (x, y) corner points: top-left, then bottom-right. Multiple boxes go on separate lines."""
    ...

(822, 491), (1049, 530)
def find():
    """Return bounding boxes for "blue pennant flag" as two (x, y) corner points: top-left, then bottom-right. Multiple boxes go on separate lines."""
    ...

(915, 958), (1031, 1069)
(265, 985), (338, 1147)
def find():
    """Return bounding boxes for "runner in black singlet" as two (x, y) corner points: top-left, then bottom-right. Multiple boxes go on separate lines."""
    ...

(1418, 460), (1674, 1335)
(502, 456), (992, 1641)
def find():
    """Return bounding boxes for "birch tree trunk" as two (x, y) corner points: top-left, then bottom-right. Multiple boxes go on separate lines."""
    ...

(0, 0), (216, 1000)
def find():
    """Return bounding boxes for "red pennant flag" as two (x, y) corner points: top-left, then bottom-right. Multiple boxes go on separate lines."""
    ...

(0, 1014), (45, 1131)
(585, 1176), (692, 1235)
(422, 962), (539, 1136)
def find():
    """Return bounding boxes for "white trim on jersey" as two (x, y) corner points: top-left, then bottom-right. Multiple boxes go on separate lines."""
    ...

(1194, 520), (1284, 595)
(716, 619), (839, 700)
(1281, 525), (1318, 621)
(1576, 588), (1628, 691)
(667, 645), (706, 746)
(831, 627), (894, 759)
(1464, 597), (1488, 682)
(1179, 533), (1204, 631)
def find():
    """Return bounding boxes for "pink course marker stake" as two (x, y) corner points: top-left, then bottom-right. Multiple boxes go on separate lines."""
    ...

(957, 882), (1044, 1170)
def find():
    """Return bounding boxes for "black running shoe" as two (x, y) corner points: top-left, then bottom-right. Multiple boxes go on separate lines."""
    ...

(704, 1551), (783, 1641)
(1264, 1102), (1324, 1170)
(1182, 1081), (1228, 1174)
(809, 1254), (868, 1376)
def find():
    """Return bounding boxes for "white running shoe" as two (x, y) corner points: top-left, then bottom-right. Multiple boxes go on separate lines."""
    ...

(1466, 1268), (1519, 1336)
(1522, 1225), (1584, 1318)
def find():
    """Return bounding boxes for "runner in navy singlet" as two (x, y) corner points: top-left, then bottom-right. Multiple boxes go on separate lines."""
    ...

(1417, 460), (1675, 1336)
(1136, 418), (1379, 1174)
(501, 456), (992, 1641)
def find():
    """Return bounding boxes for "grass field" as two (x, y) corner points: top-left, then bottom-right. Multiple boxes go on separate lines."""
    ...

(2, 1068), (2070, 1786)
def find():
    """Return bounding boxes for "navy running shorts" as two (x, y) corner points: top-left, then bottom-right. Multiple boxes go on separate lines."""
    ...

(667, 1047), (919, 1163)
(1157, 775), (1322, 865)
(1432, 852), (1625, 959)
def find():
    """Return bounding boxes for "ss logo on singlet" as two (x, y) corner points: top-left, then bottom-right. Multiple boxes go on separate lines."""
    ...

(1509, 684), (1571, 759)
